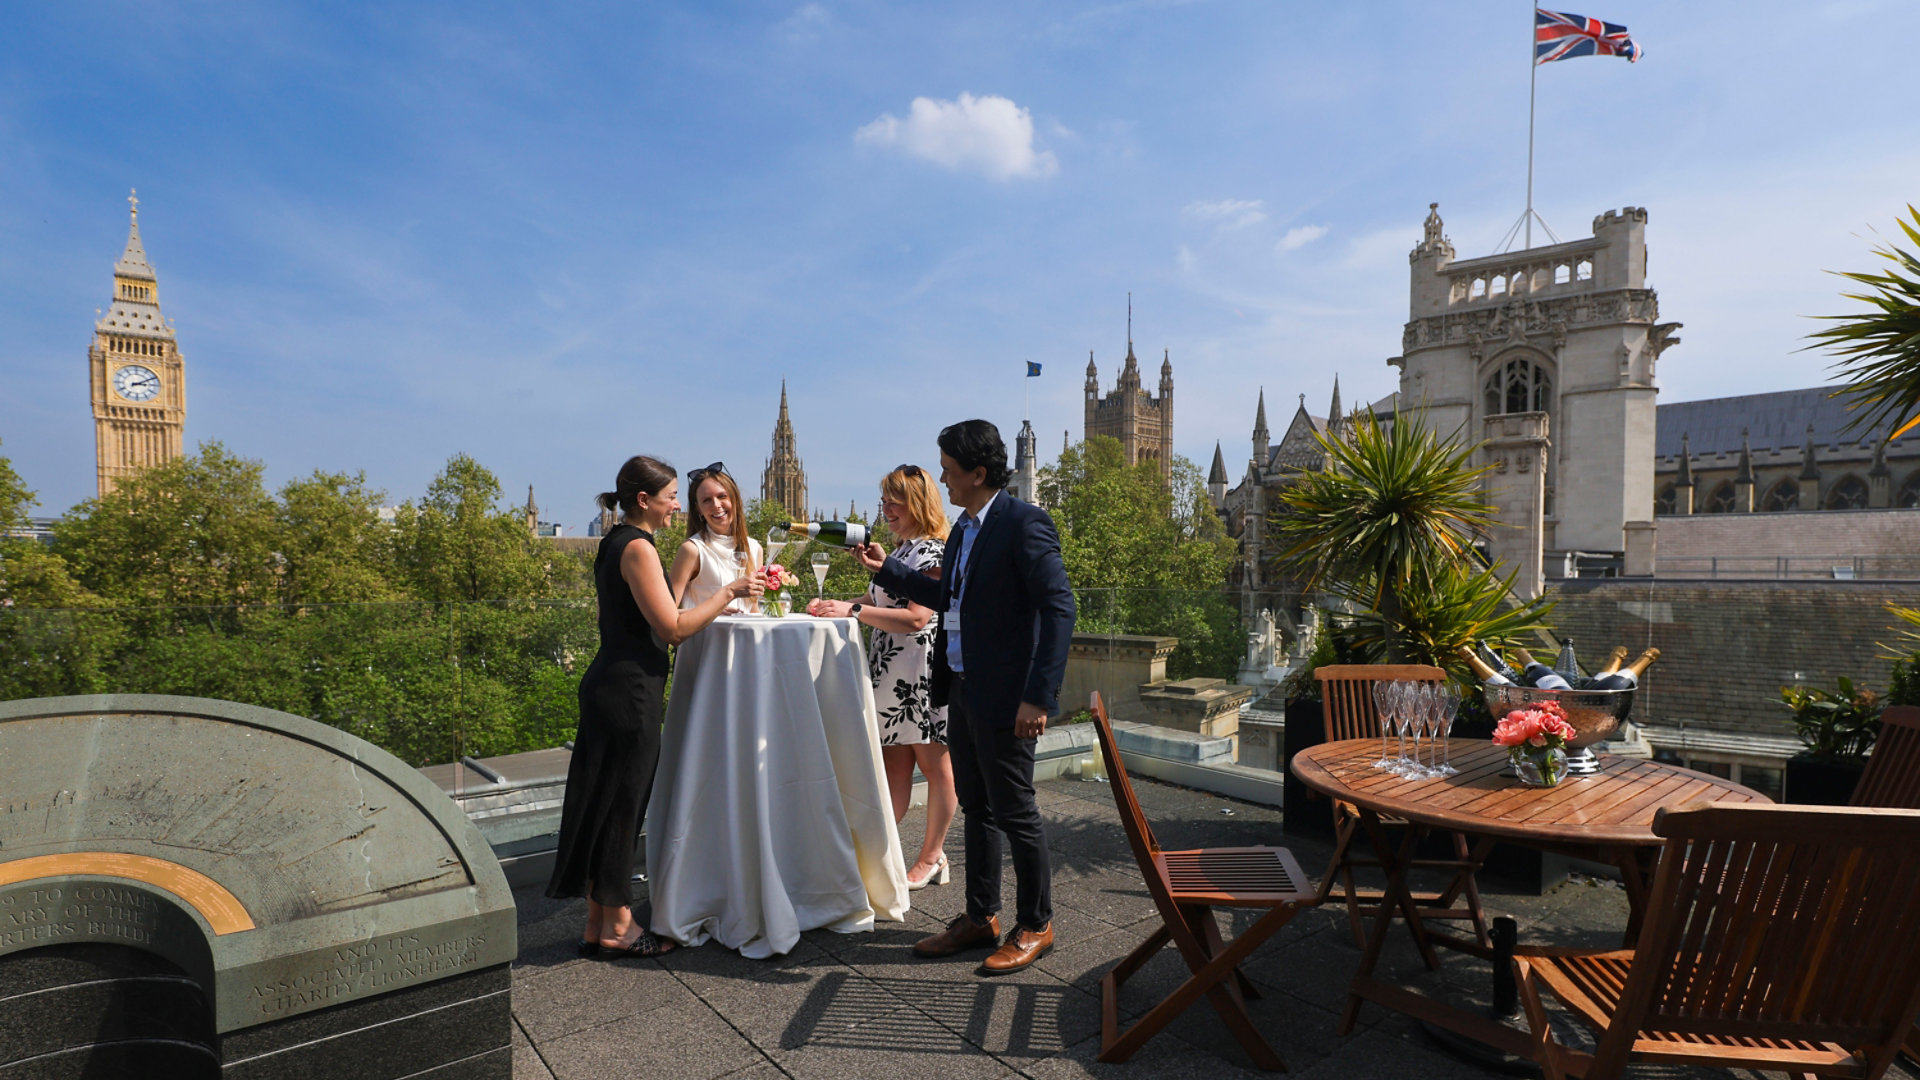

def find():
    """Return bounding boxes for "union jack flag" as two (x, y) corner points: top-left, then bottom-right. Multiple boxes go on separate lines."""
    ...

(1535, 8), (1642, 64)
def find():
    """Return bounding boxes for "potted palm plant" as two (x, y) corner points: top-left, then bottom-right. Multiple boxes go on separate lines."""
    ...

(1779, 677), (1883, 805)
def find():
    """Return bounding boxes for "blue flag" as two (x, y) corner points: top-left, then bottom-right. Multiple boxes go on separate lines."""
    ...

(1026, 361), (1042, 377)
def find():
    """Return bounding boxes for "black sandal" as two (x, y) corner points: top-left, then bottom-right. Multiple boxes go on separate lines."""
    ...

(599, 930), (677, 958)
(576, 940), (603, 958)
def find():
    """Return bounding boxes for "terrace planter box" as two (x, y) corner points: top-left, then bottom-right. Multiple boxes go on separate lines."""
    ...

(1281, 696), (1333, 838)
(1784, 754), (1865, 806)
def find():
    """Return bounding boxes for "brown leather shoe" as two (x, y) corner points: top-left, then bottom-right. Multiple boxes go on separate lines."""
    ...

(913, 914), (1001, 958)
(981, 923), (1053, 975)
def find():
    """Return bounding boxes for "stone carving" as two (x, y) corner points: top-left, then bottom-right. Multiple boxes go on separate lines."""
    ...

(1403, 288), (1664, 356)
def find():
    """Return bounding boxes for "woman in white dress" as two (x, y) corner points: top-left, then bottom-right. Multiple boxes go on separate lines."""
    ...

(806, 464), (956, 890)
(668, 463), (762, 615)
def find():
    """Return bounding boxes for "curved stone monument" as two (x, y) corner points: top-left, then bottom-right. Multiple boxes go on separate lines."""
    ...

(0, 695), (516, 1079)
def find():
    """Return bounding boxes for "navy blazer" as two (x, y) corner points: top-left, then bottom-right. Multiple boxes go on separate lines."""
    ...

(873, 493), (1076, 727)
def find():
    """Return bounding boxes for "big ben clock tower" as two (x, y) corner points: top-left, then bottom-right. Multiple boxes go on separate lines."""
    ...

(91, 190), (186, 497)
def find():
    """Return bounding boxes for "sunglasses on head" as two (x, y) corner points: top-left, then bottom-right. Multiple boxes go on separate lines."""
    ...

(687, 462), (728, 482)
(896, 464), (923, 479)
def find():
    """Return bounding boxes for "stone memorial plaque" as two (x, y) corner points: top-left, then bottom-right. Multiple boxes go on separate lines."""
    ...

(0, 695), (516, 1079)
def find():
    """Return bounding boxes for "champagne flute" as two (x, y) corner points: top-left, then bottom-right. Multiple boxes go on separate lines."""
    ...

(1434, 684), (1462, 776)
(1371, 682), (1396, 770)
(732, 550), (751, 615)
(810, 552), (831, 598)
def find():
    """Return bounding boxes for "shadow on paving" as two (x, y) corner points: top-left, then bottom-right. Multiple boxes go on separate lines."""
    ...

(507, 775), (1920, 1080)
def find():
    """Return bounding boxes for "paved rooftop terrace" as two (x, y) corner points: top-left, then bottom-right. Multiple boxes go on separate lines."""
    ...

(503, 775), (1919, 1080)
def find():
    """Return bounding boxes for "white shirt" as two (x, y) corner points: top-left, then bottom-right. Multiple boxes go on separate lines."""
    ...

(944, 490), (1000, 674)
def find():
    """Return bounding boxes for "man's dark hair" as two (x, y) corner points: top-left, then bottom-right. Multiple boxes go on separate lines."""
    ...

(938, 420), (1013, 489)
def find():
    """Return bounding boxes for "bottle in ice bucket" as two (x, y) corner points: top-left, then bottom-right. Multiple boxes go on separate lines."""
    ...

(784, 520), (868, 548)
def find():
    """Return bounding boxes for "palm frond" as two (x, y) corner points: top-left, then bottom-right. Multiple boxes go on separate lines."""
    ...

(1805, 205), (1920, 439)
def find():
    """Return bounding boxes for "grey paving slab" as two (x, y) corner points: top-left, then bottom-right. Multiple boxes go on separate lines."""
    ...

(535, 1006), (762, 1080)
(511, 951), (703, 1044)
(770, 1004), (1021, 1080)
(509, 1016), (553, 1080)
(693, 954), (907, 1053)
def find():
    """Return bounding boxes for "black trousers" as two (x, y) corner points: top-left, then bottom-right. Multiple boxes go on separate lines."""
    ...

(948, 674), (1053, 931)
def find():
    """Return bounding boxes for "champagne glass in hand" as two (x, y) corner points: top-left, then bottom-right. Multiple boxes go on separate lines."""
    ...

(732, 550), (751, 614)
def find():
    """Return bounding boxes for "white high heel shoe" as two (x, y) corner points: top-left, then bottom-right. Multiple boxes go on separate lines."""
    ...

(906, 853), (949, 891)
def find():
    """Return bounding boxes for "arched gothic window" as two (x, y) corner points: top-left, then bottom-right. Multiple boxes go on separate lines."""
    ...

(1703, 482), (1737, 513)
(1825, 475), (1870, 510)
(1654, 485), (1677, 516)
(1900, 471), (1920, 509)
(1483, 358), (1554, 417)
(1761, 480), (1799, 512)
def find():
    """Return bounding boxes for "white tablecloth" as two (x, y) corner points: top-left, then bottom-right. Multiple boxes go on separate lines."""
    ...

(647, 615), (909, 958)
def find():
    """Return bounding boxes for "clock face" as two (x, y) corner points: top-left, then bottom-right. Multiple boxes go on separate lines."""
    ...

(113, 364), (161, 402)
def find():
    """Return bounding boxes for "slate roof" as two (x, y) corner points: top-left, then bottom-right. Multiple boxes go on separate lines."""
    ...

(1655, 386), (1890, 458)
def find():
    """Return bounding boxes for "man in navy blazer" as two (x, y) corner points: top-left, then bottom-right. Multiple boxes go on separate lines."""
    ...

(854, 419), (1076, 973)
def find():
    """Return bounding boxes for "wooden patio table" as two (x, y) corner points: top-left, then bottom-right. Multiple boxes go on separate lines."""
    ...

(1290, 739), (1771, 1048)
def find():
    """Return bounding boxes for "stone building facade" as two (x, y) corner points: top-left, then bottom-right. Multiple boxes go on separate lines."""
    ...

(91, 192), (186, 498)
(1083, 331), (1173, 489)
(760, 381), (807, 520)
(1653, 387), (1919, 516)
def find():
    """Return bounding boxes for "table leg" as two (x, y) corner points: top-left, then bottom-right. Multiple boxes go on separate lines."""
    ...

(1338, 811), (1439, 1034)
(1612, 847), (1657, 947)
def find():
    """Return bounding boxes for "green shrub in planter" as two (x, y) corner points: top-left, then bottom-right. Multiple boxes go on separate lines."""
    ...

(1779, 677), (1884, 805)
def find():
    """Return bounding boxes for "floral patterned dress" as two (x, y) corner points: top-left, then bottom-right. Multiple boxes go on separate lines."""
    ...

(866, 536), (947, 746)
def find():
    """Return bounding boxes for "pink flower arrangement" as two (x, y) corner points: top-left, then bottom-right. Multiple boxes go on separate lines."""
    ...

(1491, 701), (1578, 750)
(762, 563), (799, 591)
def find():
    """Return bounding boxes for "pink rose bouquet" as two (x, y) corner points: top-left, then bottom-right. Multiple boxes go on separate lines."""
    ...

(1491, 701), (1578, 786)
(762, 563), (799, 591)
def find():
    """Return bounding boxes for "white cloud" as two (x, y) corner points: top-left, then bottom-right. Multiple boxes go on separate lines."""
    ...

(854, 93), (1058, 180)
(1183, 198), (1267, 231)
(775, 3), (830, 43)
(1276, 224), (1329, 253)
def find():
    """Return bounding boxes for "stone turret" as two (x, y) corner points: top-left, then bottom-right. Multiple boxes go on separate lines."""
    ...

(1797, 424), (1822, 509)
(1208, 441), (1227, 507)
(1011, 419), (1039, 505)
(1733, 428), (1756, 513)
(1673, 433), (1695, 515)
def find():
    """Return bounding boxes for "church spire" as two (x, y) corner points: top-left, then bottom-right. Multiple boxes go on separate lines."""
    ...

(1327, 376), (1344, 433)
(761, 380), (807, 519)
(1208, 441), (1227, 486)
(115, 189), (155, 282)
(1252, 388), (1269, 465)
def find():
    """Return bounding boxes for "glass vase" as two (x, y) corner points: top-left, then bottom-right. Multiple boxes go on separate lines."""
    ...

(1511, 746), (1568, 787)
(764, 590), (792, 618)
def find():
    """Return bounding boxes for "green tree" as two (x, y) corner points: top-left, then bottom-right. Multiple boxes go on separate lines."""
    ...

(53, 442), (279, 610)
(0, 443), (122, 695)
(392, 454), (569, 602)
(1041, 437), (1239, 677)
(276, 470), (398, 605)
(1808, 205), (1920, 441)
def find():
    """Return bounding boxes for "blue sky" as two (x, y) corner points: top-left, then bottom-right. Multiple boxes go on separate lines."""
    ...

(3, 1), (1916, 529)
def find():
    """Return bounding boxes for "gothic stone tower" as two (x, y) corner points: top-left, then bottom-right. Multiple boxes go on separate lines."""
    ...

(1083, 319), (1174, 488)
(761, 381), (808, 520)
(92, 191), (186, 498)
(1394, 204), (1680, 571)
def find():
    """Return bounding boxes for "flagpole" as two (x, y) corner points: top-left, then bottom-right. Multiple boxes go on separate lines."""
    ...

(1525, 3), (1537, 250)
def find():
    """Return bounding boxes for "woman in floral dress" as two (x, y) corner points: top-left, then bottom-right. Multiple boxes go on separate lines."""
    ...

(806, 465), (956, 889)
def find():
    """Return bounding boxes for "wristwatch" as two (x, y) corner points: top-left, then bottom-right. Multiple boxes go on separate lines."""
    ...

(849, 603), (863, 619)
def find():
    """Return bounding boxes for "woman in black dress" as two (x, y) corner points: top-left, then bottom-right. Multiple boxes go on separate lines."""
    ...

(546, 455), (763, 957)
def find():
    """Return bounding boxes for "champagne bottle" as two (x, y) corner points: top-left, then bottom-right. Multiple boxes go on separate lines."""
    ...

(784, 520), (869, 548)
(1475, 642), (1521, 683)
(1554, 639), (1582, 681)
(1593, 645), (1630, 677)
(1589, 648), (1659, 691)
(1512, 648), (1572, 690)
(1459, 646), (1513, 686)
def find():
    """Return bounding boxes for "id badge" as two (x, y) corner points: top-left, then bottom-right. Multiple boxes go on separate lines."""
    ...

(945, 610), (961, 637)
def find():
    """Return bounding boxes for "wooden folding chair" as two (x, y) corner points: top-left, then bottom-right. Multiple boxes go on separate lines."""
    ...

(1849, 704), (1920, 1065)
(1312, 664), (1492, 953)
(1089, 692), (1317, 1072)
(1853, 705), (1920, 810)
(1513, 803), (1920, 1080)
